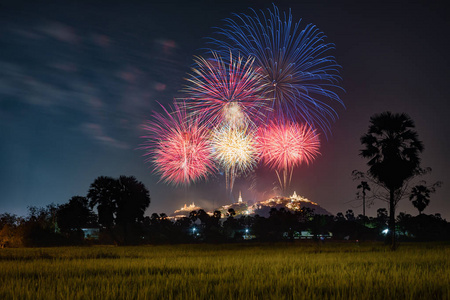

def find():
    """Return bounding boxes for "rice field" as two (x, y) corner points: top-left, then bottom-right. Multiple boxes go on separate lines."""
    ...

(0, 242), (448, 299)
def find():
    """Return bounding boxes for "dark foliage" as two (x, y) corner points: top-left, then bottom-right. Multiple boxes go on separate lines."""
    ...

(0, 171), (446, 247)
(1, 204), (449, 247)
(57, 196), (97, 243)
(87, 175), (150, 245)
(359, 112), (424, 249)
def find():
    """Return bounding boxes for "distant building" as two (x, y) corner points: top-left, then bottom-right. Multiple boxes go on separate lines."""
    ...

(170, 202), (202, 219)
(81, 228), (100, 240)
(238, 191), (243, 203)
(250, 192), (331, 217)
(169, 191), (332, 219)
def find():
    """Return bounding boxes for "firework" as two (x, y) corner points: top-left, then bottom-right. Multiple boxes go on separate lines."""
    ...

(257, 121), (320, 193)
(141, 103), (215, 186)
(183, 51), (270, 128)
(210, 5), (344, 134)
(210, 124), (259, 194)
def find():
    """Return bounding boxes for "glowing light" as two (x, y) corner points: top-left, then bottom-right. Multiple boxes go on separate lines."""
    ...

(258, 121), (320, 170)
(210, 5), (344, 134)
(257, 121), (320, 192)
(210, 124), (259, 193)
(174, 203), (201, 214)
(141, 103), (215, 186)
(140, 6), (340, 196)
(183, 51), (270, 128)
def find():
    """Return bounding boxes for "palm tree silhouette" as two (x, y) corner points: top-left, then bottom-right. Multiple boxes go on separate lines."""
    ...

(360, 112), (423, 249)
(87, 175), (150, 245)
(87, 176), (118, 229)
(357, 181), (370, 222)
(409, 185), (431, 215)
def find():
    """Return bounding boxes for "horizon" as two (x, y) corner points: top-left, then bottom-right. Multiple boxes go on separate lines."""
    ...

(1, 0), (449, 220)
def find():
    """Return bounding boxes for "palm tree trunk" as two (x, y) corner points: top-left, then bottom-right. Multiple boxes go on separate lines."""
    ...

(363, 193), (366, 218)
(389, 189), (396, 250)
(363, 192), (366, 226)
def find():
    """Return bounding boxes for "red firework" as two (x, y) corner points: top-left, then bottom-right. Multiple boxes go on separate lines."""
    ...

(141, 103), (215, 186)
(257, 121), (320, 192)
(183, 51), (269, 128)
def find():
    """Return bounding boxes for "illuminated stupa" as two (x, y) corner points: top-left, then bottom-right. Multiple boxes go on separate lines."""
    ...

(214, 191), (251, 217)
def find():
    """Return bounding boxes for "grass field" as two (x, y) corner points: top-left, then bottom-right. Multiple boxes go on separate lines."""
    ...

(0, 242), (448, 299)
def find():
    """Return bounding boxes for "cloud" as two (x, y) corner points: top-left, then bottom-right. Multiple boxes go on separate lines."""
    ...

(39, 21), (79, 44)
(10, 28), (43, 40)
(1, 21), (185, 147)
(154, 83), (166, 91)
(50, 62), (78, 72)
(85, 97), (103, 109)
(91, 33), (111, 47)
(81, 123), (130, 149)
(154, 39), (177, 55)
(119, 70), (137, 83)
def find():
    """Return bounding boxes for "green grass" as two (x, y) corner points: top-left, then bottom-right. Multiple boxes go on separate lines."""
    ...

(0, 242), (448, 299)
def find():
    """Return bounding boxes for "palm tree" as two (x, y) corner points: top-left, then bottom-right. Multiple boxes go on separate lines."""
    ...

(409, 184), (431, 215)
(115, 176), (150, 224)
(357, 181), (370, 221)
(87, 176), (118, 229)
(115, 176), (151, 244)
(360, 112), (424, 249)
(87, 176), (150, 245)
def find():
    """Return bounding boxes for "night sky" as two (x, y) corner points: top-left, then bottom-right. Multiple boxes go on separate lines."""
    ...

(1, 0), (449, 219)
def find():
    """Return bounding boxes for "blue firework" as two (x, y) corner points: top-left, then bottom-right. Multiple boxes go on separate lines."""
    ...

(209, 5), (344, 135)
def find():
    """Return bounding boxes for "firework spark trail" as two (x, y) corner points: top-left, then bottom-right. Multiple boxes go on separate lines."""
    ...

(210, 124), (259, 195)
(183, 51), (270, 129)
(257, 121), (320, 193)
(141, 103), (215, 186)
(209, 5), (344, 135)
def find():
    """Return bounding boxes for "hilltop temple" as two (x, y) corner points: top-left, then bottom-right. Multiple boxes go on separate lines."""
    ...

(170, 191), (331, 219)
(171, 202), (202, 219)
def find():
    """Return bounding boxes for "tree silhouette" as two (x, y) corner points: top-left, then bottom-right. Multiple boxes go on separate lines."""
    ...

(409, 185), (431, 215)
(360, 112), (424, 249)
(87, 175), (150, 244)
(357, 181), (370, 221)
(115, 176), (150, 224)
(189, 211), (198, 223)
(57, 196), (96, 241)
(115, 176), (150, 244)
(408, 182), (442, 215)
(227, 208), (236, 218)
(223, 209), (240, 240)
(196, 209), (209, 226)
(376, 208), (389, 230)
(345, 209), (355, 221)
(87, 176), (118, 229)
(335, 212), (345, 222)
(15, 204), (62, 247)
(0, 213), (19, 248)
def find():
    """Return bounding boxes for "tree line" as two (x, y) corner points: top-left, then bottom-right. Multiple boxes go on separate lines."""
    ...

(0, 111), (445, 247)
(0, 199), (448, 247)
